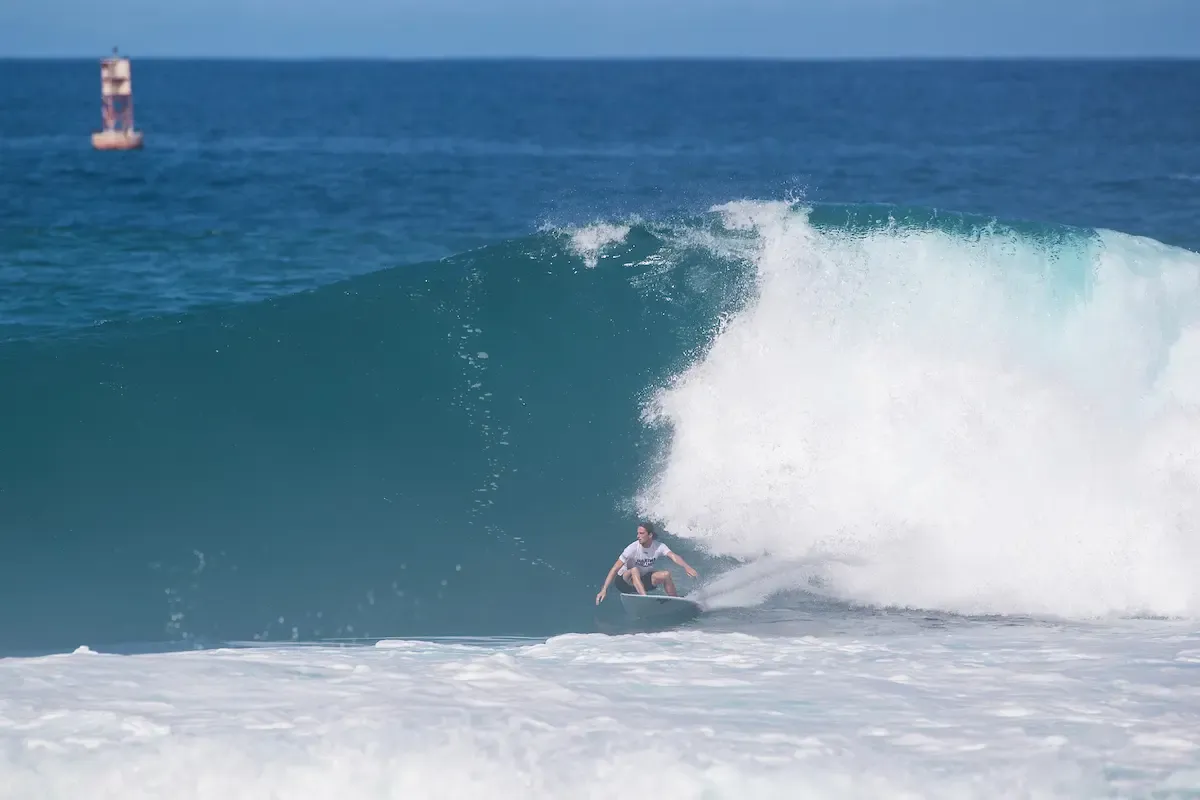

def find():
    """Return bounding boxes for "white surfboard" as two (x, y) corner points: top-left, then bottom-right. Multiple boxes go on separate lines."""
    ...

(618, 591), (703, 623)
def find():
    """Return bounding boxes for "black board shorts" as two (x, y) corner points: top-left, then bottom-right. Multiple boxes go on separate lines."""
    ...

(616, 570), (656, 594)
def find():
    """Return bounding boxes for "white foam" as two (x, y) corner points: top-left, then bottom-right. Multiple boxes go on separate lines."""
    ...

(565, 222), (633, 268)
(639, 201), (1200, 619)
(1, 623), (1197, 798)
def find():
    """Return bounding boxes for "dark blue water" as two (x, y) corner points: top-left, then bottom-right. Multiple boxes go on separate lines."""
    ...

(1, 59), (1198, 655)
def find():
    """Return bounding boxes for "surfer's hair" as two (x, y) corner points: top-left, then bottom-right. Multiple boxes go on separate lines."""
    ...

(640, 521), (656, 537)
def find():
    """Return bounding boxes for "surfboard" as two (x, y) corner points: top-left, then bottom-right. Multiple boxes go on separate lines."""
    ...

(617, 591), (703, 624)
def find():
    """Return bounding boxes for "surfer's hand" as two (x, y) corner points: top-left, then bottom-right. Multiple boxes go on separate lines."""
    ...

(595, 588), (606, 605)
(685, 566), (698, 578)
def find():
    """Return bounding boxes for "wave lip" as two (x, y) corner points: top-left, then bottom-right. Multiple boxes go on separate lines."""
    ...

(639, 200), (1200, 621)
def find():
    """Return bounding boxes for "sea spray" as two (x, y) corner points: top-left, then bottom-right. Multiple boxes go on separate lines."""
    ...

(639, 201), (1200, 620)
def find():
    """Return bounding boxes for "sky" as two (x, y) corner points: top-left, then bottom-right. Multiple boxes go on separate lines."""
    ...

(2, 0), (1198, 58)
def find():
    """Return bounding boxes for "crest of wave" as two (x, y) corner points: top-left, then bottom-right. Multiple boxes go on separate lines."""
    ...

(638, 200), (1200, 619)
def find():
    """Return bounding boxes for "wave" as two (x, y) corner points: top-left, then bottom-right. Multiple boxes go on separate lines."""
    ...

(2, 199), (1198, 653)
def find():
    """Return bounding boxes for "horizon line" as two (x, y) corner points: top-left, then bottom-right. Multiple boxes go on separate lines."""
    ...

(1, 53), (1199, 62)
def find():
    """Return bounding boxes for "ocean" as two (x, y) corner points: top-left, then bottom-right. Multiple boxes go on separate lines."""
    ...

(2, 58), (1200, 797)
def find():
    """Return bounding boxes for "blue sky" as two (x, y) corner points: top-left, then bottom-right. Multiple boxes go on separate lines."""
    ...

(3, 0), (1198, 57)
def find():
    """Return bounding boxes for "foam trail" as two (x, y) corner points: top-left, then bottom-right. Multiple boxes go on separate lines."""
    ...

(689, 555), (855, 610)
(640, 201), (1200, 620)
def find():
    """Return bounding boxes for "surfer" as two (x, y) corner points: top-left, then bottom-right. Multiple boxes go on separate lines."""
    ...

(595, 522), (698, 605)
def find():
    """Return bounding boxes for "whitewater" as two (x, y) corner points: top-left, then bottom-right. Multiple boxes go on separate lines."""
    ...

(4, 624), (1200, 799)
(640, 200), (1200, 621)
(4, 199), (1200, 798)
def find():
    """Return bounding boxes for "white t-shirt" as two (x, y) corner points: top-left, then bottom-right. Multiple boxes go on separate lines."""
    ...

(619, 540), (672, 576)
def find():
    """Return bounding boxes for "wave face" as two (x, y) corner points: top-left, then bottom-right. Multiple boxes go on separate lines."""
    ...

(0, 218), (742, 653)
(3, 200), (1200, 653)
(639, 201), (1200, 620)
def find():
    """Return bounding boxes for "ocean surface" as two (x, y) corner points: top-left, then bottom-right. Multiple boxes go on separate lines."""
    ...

(2, 58), (1200, 797)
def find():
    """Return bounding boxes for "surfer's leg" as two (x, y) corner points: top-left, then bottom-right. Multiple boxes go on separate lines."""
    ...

(628, 570), (648, 595)
(651, 570), (677, 596)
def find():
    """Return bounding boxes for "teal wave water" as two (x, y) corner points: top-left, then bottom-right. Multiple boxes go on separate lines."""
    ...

(0, 207), (738, 653)
(4, 200), (1200, 654)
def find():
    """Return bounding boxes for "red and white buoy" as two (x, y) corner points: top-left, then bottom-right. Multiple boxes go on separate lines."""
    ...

(91, 47), (144, 151)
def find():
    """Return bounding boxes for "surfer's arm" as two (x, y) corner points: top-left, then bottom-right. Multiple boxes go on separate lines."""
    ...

(595, 558), (625, 605)
(666, 551), (698, 578)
